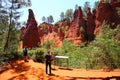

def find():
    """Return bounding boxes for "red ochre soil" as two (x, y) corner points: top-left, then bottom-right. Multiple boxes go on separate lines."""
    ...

(0, 59), (120, 80)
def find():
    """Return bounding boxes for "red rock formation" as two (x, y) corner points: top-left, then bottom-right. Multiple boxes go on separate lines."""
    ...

(110, 0), (120, 9)
(20, 0), (120, 48)
(38, 22), (53, 36)
(100, 0), (120, 7)
(53, 24), (59, 33)
(86, 8), (95, 41)
(92, 9), (96, 20)
(40, 31), (62, 47)
(94, 1), (120, 34)
(59, 21), (70, 28)
(67, 7), (86, 45)
(38, 22), (63, 47)
(23, 9), (39, 48)
(57, 21), (70, 40)
(20, 26), (26, 40)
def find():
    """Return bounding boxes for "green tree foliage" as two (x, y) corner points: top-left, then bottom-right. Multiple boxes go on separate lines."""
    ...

(83, 1), (90, 17)
(81, 22), (120, 69)
(51, 40), (81, 68)
(0, 0), (31, 64)
(65, 9), (73, 21)
(75, 4), (79, 10)
(103, 0), (110, 3)
(117, 7), (120, 15)
(51, 23), (120, 69)
(47, 15), (54, 24)
(93, 1), (99, 10)
(42, 16), (46, 22)
(28, 47), (45, 63)
(43, 40), (54, 50)
(60, 12), (65, 21)
(41, 25), (46, 30)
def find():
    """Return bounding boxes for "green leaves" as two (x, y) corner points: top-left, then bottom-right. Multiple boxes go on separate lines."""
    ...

(43, 40), (54, 50)
(54, 23), (120, 69)
(0, 0), (31, 64)
(65, 9), (73, 21)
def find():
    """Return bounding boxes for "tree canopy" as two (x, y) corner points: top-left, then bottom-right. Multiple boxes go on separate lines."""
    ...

(0, 0), (31, 64)
(47, 15), (54, 24)
(65, 9), (73, 21)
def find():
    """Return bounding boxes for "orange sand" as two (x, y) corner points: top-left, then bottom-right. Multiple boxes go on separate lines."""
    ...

(0, 60), (120, 80)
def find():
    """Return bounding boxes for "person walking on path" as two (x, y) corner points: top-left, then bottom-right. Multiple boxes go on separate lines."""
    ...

(23, 47), (29, 62)
(45, 51), (53, 74)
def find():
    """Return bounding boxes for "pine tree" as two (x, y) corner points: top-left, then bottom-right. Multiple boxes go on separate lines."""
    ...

(42, 16), (46, 22)
(60, 12), (65, 21)
(0, 0), (31, 54)
(47, 15), (54, 24)
(65, 9), (73, 21)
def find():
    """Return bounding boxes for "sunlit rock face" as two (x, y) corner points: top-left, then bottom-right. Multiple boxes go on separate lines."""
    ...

(38, 22), (63, 47)
(38, 22), (53, 37)
(23, 9), (39, 48)
(66, 7), (86, 46)
(94, 0), (120, 34)
(20, 0), (120, 48)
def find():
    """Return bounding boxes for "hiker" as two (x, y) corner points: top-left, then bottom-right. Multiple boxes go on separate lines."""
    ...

(23, 47), (29, 62)
(45, 51), (53, 74)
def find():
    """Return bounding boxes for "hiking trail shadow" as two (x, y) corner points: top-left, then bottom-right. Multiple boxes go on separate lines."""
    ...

(9, 60), (31, 73)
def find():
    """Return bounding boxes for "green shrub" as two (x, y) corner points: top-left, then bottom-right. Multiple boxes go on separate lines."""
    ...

(33, 50), (45, 63)
(81, 23), (120, 69)
(0, 50), (22, 65)
(50, 23), (120, 69)
(28, 47), (46, 63)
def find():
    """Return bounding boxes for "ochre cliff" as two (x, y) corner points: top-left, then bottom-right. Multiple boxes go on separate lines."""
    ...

(22, 9), (39, 48)
(20, 0), (120, 48)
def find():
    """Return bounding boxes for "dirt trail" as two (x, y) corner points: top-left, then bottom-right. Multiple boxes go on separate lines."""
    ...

(0, 59), (120, 80)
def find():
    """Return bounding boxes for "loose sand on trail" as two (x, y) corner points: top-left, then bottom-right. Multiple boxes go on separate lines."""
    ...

(0, 60), (120, 80)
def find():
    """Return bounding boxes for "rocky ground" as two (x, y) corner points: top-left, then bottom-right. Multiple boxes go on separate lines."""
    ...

(0, 59), (120, 80)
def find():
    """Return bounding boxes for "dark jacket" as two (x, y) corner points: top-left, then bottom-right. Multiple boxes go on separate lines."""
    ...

(45, 54), (52, 63)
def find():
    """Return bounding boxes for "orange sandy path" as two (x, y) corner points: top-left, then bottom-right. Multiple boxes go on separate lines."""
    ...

(0, 60), (120, 80)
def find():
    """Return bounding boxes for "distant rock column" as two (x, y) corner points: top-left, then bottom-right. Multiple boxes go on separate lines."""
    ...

(23, 9), (40, 48)
(67, 7), (86, 45)
(86, 8), (95, 41)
